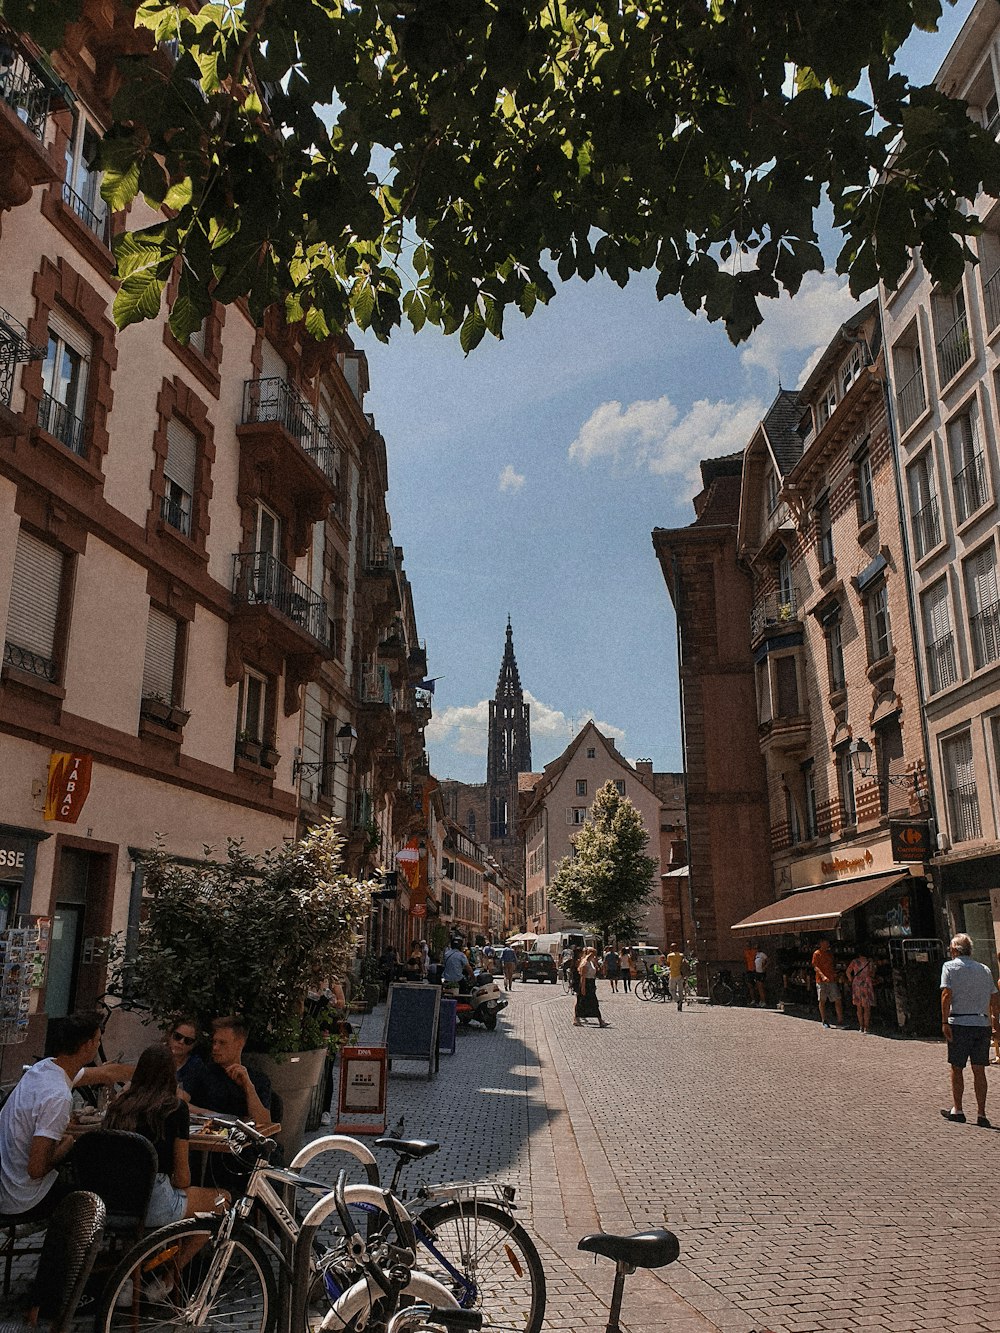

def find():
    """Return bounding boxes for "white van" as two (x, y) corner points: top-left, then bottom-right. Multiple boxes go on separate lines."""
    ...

(534, 931), (601, 962)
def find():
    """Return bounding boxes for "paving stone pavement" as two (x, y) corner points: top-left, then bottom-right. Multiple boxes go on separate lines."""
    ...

(4, 981), (999, 1332)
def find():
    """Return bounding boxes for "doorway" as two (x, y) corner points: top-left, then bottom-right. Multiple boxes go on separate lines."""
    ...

(45, 845), (112, 1018)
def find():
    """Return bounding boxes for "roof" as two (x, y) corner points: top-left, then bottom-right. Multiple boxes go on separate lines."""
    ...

(520, 720), (658, 823)
(761, 389), (805, 478)
(730, 873), (909, 937)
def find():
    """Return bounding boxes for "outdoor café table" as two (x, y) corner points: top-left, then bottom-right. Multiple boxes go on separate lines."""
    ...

(188, 1120), (281, 1185)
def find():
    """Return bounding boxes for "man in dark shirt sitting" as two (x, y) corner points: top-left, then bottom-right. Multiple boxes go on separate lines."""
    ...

(187, 1016), (271, 1124)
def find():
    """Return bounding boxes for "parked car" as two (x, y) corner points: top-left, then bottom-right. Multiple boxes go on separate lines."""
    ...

(520, 951), (559, 983)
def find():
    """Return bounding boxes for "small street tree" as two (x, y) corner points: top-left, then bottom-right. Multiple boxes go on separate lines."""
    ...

(548, 780), (658, 945)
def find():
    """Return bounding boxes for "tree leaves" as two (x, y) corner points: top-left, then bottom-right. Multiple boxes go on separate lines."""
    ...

(17, 0), (1000, 347)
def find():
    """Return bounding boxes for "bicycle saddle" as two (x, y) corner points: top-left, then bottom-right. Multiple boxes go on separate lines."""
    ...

(577, 1228), (680, 1269)
(374, 1137), (440, 1159)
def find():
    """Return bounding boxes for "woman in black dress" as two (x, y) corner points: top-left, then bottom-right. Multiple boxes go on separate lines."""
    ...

(575, 947), (609, 1027)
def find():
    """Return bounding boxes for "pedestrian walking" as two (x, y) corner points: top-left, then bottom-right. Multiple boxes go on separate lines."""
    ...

(666, 944), (685, 1011)
(940, 933), (1000, 1126)
(811, 937), (844, 1028)
(574, 947), (608, 1027)
(753, 946), (768, 1007)
(604, 946), (621, 994)
(846, 952), (875, 1033)
(743, 941), (758, 999)
(619, 946), (633, 994)
(499, 943), (518, 992)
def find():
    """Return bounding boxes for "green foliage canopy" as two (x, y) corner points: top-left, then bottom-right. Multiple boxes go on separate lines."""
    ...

(548, 779), (658, 944)
(7, 0), (1000, 348)
(133, 819), (373, 1056)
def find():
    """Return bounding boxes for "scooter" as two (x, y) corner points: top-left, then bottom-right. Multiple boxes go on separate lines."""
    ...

(455, 967), (508, 1031)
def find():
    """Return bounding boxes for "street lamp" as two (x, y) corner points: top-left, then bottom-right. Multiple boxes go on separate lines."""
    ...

(292, 722), (358, 783)
(849, 736), (922, 796)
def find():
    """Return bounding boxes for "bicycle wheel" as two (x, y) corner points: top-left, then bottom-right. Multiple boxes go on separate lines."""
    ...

(635, 979), (654, 1001)
(416, 1199), (545, 1333)
(95, 1217), (277, 1333)
(710, 980), (734, 1007)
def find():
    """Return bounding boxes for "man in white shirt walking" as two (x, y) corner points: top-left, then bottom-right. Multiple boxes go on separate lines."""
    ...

(940, 933), (1000, 1126)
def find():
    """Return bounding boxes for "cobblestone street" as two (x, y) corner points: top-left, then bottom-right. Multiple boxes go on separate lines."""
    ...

(334, 979), (1000, 1333)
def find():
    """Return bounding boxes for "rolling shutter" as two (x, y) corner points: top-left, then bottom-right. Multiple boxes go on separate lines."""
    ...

(164, 418), (197, 498)
(5, 530), (63, 660)
(142, 607), (177, 701)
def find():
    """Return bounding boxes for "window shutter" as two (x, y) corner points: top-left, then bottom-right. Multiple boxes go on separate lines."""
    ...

(46, 308), (91, 360)
(188, 320), (207, 355)
(923, 581), (951, 643)
(142, 608), (177, 701)
(5, 530), (62, 660)
(966, 547), (999, 616)
(164, 419), (197, 497)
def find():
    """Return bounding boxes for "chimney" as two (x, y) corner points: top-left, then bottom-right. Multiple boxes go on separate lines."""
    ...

(635, 758), (653, 774)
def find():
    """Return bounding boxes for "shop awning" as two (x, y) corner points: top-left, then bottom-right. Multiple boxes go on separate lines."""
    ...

(730, 873), (909, 937)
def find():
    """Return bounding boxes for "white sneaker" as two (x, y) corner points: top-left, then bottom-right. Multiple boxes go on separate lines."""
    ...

(319, 1112), (331, 1127)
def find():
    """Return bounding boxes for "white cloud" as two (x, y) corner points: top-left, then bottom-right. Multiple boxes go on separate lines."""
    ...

(739, 271), (859, 380)
(567, 393), (764, 499)
(498, 464), (525, 493)
(426, 691), (625, 770)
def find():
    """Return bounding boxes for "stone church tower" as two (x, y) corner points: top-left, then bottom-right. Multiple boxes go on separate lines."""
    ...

(486, 618), (532, 838)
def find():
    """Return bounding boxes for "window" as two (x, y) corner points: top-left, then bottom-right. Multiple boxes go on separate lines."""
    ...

(567, 807), (587, 825)
(63, 111), (109, 242)
(777, 552), (793, 608)
(866, 582), (892, 663)
(921, 579), (958, 693)
(162, 418), (197, 536)
(802, 762), (818, 840)
(755, 659), (772, 725)
(942, 730), (982, 843)
(964, 543), (1000, 670)
(856, 450), (876, 525)
(255, 502), (281, 558)
(188, 319), (207, 356)
(836, 748), (856, 828)
(141, 607), (179, 704)
(615, 779), (626, 796)
(774, 656), (799, 717)
(237, 668), (270, 744)
(948, 407), (989, 524)
(39, 310), (89, 455)
(934, 285), (970, 385)
(893, 324), (926, 432)
(586, 747), (596, 759)
(840, 345), (863, 396)
(875, 715), (904, 816)
(3, 529), (65, 683)
(785, 788), (801, 847)
(815, 382), (837, 430)
(816, 496), (834, 568)
(765, 467), (780, 513)
(985, 87), (1000, 137)
(826, 617), (846, 692)
(907, 451), (940, 558)
(576, 779), (587, 797)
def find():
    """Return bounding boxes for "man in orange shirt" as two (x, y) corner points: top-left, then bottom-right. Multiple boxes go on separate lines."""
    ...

(743, 942), (758, 999)
(811, 938), (844, 1028)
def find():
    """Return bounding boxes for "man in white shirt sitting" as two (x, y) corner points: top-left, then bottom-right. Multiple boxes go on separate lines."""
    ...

(0, 1012), (112, 1221)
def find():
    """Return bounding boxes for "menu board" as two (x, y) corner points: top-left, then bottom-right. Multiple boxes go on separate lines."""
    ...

(0, 919), (50, 1045)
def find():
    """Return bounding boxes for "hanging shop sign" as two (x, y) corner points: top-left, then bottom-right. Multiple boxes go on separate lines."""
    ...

(44, 753), (93, 824)
(889, 819), (931, 863)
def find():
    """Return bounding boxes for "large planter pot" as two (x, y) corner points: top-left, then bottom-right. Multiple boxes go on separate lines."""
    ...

(254, 1047), (329, 1159)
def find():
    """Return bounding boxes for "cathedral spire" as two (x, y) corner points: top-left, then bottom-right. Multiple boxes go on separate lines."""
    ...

(487, 619), (531, 838)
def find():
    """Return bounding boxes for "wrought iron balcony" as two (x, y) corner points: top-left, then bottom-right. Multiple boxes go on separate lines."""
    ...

(0, 39), (52, 140)
(232, 550), (329, 646)
(925, 632), (958, 694)
(61, 181), (110, 244)
(160, 494), (191, 536)
(750, 588), (799, 641)
(364, 543), (396, 575)
(970, 601), (1000, 670)
(935, 310), (971, 385)
(953, 452), (989, 525)
(895, 367), (926, 433)
(359, 662), (392, 707)
(37, 390), (85, 455)
(911, 496), (941, 559)
(985, 267), (1000, 333)
(946, 781), (982, 843)
(0, 305), (45, 406)
(3, 639), (56, 682)
(413, 686), (432, 724)
(241, 377), (338, 481)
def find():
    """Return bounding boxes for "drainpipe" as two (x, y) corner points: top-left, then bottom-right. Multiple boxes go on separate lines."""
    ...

(671, 552), (698, 969)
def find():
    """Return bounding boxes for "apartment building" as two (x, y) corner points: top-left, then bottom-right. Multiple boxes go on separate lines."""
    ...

(0, 11), (430, 1048)
(880, 0), (1000, 969)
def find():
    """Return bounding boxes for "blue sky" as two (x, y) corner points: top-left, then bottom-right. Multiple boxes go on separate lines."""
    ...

(361, 2), (975, 785)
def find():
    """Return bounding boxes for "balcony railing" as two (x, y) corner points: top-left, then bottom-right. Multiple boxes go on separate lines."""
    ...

(364, 544), (396, 575)
(3, 639), (57, 682)
(37, 390), (85, 455)
(953, 452), (989, 525)
(970, 601), (1000, 670)
(936, 310), (971, 385)
(61, 181), (109, 244)
(160, 494), (191, 536)
(926, 632), (958, 694)
(947, 781), (982, 843)
(232, 550), (329, 645)
(750, 588), (798, 640)
(985, 268), (1000, 333)
(359, 662), (392, 706)
(895, 367), (926, 433)
(0, 42), (52, 140)
(241, 377), (338, 481)
(911, 496), (941, 559)
(0, 305), (45, 406)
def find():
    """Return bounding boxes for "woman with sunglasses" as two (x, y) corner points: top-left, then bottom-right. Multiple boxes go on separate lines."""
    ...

(165, 1016), (205, 1098)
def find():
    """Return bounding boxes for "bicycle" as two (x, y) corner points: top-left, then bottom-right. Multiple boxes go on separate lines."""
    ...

(635, 972), (669, 1002)
(95, 1123), (545, 1333)
(708, 968), (752, 1006)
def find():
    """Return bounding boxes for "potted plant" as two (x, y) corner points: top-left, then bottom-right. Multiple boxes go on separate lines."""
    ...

(134, 819), (375, 1155)
(140, 691), (173, 724)
(235, 730), (263, 763)
(260, 741), (281, 769)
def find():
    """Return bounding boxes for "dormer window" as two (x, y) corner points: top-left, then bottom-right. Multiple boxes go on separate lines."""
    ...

(840, 345), (863, 396)
(815, 382), (837, 430)
(766, 468), (779, 514)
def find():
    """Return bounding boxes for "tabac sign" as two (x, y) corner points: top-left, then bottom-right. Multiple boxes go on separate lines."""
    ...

(44, 753), (93, 824)
(890, 819), (931, 863)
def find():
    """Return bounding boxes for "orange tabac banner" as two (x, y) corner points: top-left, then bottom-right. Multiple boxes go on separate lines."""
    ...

(44, 752), (93, 823)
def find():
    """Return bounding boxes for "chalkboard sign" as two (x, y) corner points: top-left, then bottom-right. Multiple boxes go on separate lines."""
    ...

(383, 983), (441, 1079)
